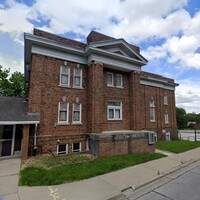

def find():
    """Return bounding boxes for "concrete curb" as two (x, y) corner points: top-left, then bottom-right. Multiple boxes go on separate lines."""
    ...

(109, 153), (200, 200)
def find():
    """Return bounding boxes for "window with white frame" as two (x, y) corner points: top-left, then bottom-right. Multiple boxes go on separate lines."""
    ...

(57, 144), (68, 155)
(164, 93), (168, 105)
(107, 72), (114, 87)
(72, 142), (81, 152)
(58, 101), (69, 123)
(150, 99), (155, 122)
(60, 65), (70, 86)
(148, 132), (156, 144)
(116, 74), (123, 88)
(72, 103), (82, 123)
(107, 101), (122, 120)
(73, 66), (82, 87)
(166, 130), (171, 141)
(165, 111), (169, 124)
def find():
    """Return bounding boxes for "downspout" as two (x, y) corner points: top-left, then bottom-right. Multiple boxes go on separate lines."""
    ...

(34, 123), (38, 146)
(33, 124), (38, 156)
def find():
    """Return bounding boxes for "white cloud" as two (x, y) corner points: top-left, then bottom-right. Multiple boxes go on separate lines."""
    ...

(176, 79), (200, 113)
(0, 53), (23, 73)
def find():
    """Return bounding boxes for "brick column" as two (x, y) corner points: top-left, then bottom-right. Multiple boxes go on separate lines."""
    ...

(21, 124), (30, 160)
(87, 61), (104, 133)
(129, 71), (141, 130)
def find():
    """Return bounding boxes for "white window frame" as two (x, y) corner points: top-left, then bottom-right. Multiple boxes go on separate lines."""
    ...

(115, 74), (123, 88)
(72, 103), (82, 124)
(58, 101), (69, 124)
(164, 93), (168, 105)
(166, 131), (171, 141)
(165, 112), (169, 124)
(148, 132), (156, 144)
(73, 67), (82, 88)
(60, 65), (70, 86)
(107, 72), (114, 87)
(72, 142), (82, 152)
(107, 101), (122, 120)
(150, 99), (155, 122)
(57, 144), (68, 155)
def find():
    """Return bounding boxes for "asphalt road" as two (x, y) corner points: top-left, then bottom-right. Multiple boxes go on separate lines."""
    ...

(123, 160), (200, 200)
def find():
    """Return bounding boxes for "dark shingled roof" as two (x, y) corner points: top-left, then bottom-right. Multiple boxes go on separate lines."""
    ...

(0, 96), (40, 123)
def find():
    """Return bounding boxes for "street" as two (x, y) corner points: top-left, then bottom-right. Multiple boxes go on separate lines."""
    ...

(122, 160), (200, 200)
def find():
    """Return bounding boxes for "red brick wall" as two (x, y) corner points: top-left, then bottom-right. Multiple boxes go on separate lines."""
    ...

(104, 68), (130, 131)
(28, 54), (177, 155)
(28, 54), (89, 153)
(94, 133), (155, 157)
(34, 29), (86, 49)
(140, 84), (178, 140)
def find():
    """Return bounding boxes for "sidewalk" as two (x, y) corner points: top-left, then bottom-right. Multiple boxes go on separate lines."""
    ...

(2, 148), (200, 200)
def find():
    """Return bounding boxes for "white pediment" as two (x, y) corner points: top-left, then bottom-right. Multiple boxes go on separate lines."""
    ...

(89, 39), (148, 65)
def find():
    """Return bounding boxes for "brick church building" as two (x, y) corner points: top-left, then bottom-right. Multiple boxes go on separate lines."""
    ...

(17, 29), (178, 159)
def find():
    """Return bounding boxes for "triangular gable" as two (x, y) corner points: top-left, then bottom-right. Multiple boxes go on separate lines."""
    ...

(89, 38), (148, 64)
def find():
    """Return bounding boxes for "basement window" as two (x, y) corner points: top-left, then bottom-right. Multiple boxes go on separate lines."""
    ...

(57, 144), (68, 155)
(148, 132), (155, 144)
(72, 142), (81, 152)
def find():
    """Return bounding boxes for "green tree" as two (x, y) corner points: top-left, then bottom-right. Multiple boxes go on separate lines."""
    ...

(176, 107), (187, 129)
(0, 65), (25, 97)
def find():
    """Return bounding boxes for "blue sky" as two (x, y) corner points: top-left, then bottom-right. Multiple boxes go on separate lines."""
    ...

(0, 0), (200, 113)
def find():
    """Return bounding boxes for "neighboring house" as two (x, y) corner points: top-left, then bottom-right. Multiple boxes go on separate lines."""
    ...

(0, 96), (39, 159)
(2, 29), (178, 160)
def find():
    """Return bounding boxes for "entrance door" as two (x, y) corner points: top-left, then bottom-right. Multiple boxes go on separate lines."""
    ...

(0, 125), (13, 156)
(0, 125), (23, 157)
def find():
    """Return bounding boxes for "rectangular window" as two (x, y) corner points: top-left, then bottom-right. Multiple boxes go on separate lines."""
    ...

(60, 65), (70, 86)
(148, 132), (155, 144)
(164, 93), (168, 105)
(57, 144), (68, 155)
(165, 112), (169, 124)
(72, 142), (81, 152)
(107, 72), (114, 87)
(107, 101), (122, 120)
(150, 99), (155, 122)
(116, 74), (123, 87)
(58, 102), (69, 123)
(73, 67), (82, 87)
(72, 103), (82, 123)
(166, 131), (171, 141)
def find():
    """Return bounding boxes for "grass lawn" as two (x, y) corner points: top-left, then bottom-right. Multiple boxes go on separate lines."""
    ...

(19, 153), (165, 186)
(156, 140), (200, 153)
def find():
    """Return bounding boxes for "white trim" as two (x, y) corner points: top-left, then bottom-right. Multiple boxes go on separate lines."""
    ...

(32, 45), (87, 64)
(88, 38), (147, 63)
(72, 103), (82, 124)
(140, 79), (176, 91)
(0, 121), (39, 125)
(88, 53), (142, 72)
